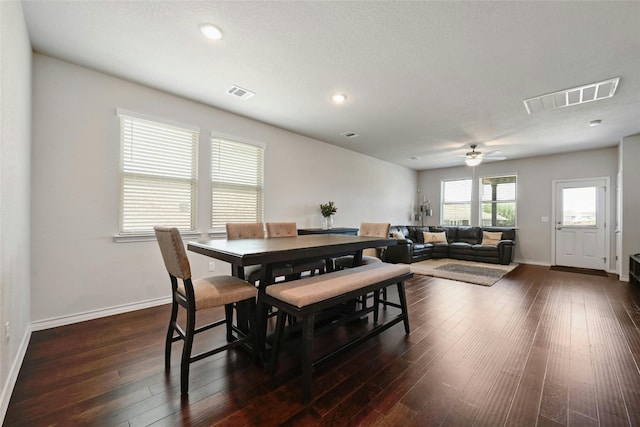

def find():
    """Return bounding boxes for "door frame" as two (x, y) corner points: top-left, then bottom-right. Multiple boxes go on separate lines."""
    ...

(551, 176), (611, 271)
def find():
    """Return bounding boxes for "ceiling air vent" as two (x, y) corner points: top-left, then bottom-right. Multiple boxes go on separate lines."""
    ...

(227, 85), (255, 100)
(523, 77), (620, 114)
(340, 131), (358, 138)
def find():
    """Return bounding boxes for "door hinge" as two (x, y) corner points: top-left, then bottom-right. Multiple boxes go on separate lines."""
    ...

(604, 257), (607, 263)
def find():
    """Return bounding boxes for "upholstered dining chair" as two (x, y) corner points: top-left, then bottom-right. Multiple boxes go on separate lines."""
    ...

(225, 222), (291, 283)
(266, 222), (326, 277)
(334, 222), (391, 269)
(154, 226), (257, 395)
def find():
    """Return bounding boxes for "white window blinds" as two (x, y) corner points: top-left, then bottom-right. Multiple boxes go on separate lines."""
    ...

(211, 138), (264, 232)
(119, 111), (198, 234)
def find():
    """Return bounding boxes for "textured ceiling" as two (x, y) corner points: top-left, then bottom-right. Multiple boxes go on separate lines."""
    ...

(22, 1), (640, 170)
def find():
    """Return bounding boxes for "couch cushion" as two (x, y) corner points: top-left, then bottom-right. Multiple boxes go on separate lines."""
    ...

(454, 227), (481, 244)
(423, 231), (447, 243)
(392, 230), (405, 239)
(482, 231), (503, 246)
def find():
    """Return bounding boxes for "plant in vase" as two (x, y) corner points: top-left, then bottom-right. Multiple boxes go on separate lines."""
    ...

(320, 201), (337, 229)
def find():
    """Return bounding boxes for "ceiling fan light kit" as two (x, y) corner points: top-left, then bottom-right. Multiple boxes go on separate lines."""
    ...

(465, 157), (482, 167)
(459, 144), (507, 166)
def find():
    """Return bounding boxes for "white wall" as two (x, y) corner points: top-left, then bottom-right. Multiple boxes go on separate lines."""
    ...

(620, 134), (640, 279)
(0, 1), (32, 418)
(30, 54), (417, 326)
(417, 147), (618, 267)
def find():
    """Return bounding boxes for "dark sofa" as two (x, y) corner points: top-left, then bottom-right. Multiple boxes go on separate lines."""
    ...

(384, 225), (516, 265)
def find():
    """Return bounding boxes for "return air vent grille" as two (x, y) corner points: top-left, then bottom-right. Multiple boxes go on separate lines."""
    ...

(523, 77), (619, 114)
(227, 85), (255, 100)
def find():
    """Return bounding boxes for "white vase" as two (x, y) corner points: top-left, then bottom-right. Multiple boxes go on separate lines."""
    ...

(322, 215), (334, 230)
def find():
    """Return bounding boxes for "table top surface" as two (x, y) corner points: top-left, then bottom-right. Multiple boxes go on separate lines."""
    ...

(187, 234), (396, 266)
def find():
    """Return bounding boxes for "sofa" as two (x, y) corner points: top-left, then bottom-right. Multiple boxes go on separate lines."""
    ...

(384, 225), (516, 265)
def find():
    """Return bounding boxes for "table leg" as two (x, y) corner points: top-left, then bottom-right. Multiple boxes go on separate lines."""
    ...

(255, 263), (274, 361)
(352, 249), (363, 266)
(232, 264), (250, 333)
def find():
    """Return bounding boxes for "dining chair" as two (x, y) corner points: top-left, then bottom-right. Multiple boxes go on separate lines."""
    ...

(334, 222), (391, 308)
(154, 226), (257, 395)
(334, 222), (391, 269)
(225, 222), (292, 283)
(266, 222), (326, 277)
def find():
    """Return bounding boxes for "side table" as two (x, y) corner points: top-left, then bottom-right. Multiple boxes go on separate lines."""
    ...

(297, 227), (359, 236)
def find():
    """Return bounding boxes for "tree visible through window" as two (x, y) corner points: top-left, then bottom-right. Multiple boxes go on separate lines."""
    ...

(118, 111), (198, 234)
(442, 179), (472, 225)
(481, 175), (517, 226)
(211, 137), (265, 232)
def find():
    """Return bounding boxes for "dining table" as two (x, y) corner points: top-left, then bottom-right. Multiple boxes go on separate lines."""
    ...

(187, 233), (397, 357)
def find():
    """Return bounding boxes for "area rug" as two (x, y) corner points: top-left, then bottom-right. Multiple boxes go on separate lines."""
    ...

(410, 258), (519, 286)
(550, 265), (609, 277)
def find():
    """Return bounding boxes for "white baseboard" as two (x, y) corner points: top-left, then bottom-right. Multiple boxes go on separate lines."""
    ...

(1, 324), (32, 424)
(31, 296), (172, 332)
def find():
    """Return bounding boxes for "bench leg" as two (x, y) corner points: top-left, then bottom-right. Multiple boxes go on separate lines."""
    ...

(268, 310), (288, 374)
(302, 313), (315, 403)
(397, 280), (410, 334)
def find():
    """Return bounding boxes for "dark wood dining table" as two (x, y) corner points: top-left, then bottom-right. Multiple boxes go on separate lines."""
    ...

(187, 233), (397, 356)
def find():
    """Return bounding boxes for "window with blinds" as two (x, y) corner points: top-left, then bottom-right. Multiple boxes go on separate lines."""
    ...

(481, 175), (517, 226)
(118, 111), (198, 234)
(211, 137), (264, 232)
(442, 179), (472, 225)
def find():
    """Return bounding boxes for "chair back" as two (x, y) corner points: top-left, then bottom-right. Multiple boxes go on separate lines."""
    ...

(360, 223), (391, 238)
(266, 222), (297, 238)
(226, 222), (265, 240)
(360, 223), (391, 258)
(154, 226), (191, 280)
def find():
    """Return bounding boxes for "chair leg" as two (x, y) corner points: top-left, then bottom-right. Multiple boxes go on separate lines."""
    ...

(225, 304), (234, 342)
(373, 288), (380, 324)
(165, 298), (179, 371)
(181, 305), (196, 395)
(397, 281), (410, 334)
(246, 299), (258, 364)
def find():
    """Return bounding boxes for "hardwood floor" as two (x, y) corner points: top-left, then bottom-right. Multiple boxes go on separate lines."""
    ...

(6, 264), (640, 426)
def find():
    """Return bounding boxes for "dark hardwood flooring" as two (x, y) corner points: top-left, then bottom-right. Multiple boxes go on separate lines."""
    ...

(6, 264), (640, 426)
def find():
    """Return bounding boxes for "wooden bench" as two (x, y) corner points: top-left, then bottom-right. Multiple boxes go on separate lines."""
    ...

(260, 262), (413, 402)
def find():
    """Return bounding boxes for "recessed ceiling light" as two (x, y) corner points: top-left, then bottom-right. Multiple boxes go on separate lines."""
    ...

(200, 24), (223, 40)
(589, 119), (602, 127)
(331, 93), (347, 104)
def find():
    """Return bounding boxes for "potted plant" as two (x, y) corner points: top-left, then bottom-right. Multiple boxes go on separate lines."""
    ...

(320, 201), (337, 229)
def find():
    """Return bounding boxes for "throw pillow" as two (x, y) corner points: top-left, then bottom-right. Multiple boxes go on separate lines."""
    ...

(482, 231), (503, 246)
(423, 231), (447, 243)
(392, 231), (405, 240)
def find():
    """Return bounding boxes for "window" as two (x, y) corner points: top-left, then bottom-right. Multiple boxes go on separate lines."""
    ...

(442, 179), (472, 225)
(118, 111), (198, 234)
(481, 175), (517, 226)
(211, 137), (265, 232)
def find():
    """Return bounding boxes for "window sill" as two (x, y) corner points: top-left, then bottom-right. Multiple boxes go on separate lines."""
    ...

(113, 230), (203, 243)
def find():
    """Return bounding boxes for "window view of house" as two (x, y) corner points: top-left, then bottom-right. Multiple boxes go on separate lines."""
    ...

(481, 175), (517, 227)
(562, 186), (597, 226)
(441, 179), (472, 225)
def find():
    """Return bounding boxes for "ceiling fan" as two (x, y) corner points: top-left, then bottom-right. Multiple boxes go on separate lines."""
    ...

(459, 144), (506, 166)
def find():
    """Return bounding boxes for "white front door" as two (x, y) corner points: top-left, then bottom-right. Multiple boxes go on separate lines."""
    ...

(554, 178), (608, 270)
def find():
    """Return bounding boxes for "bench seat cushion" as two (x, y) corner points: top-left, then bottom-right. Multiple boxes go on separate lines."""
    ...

(266, 263), (411, 308)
